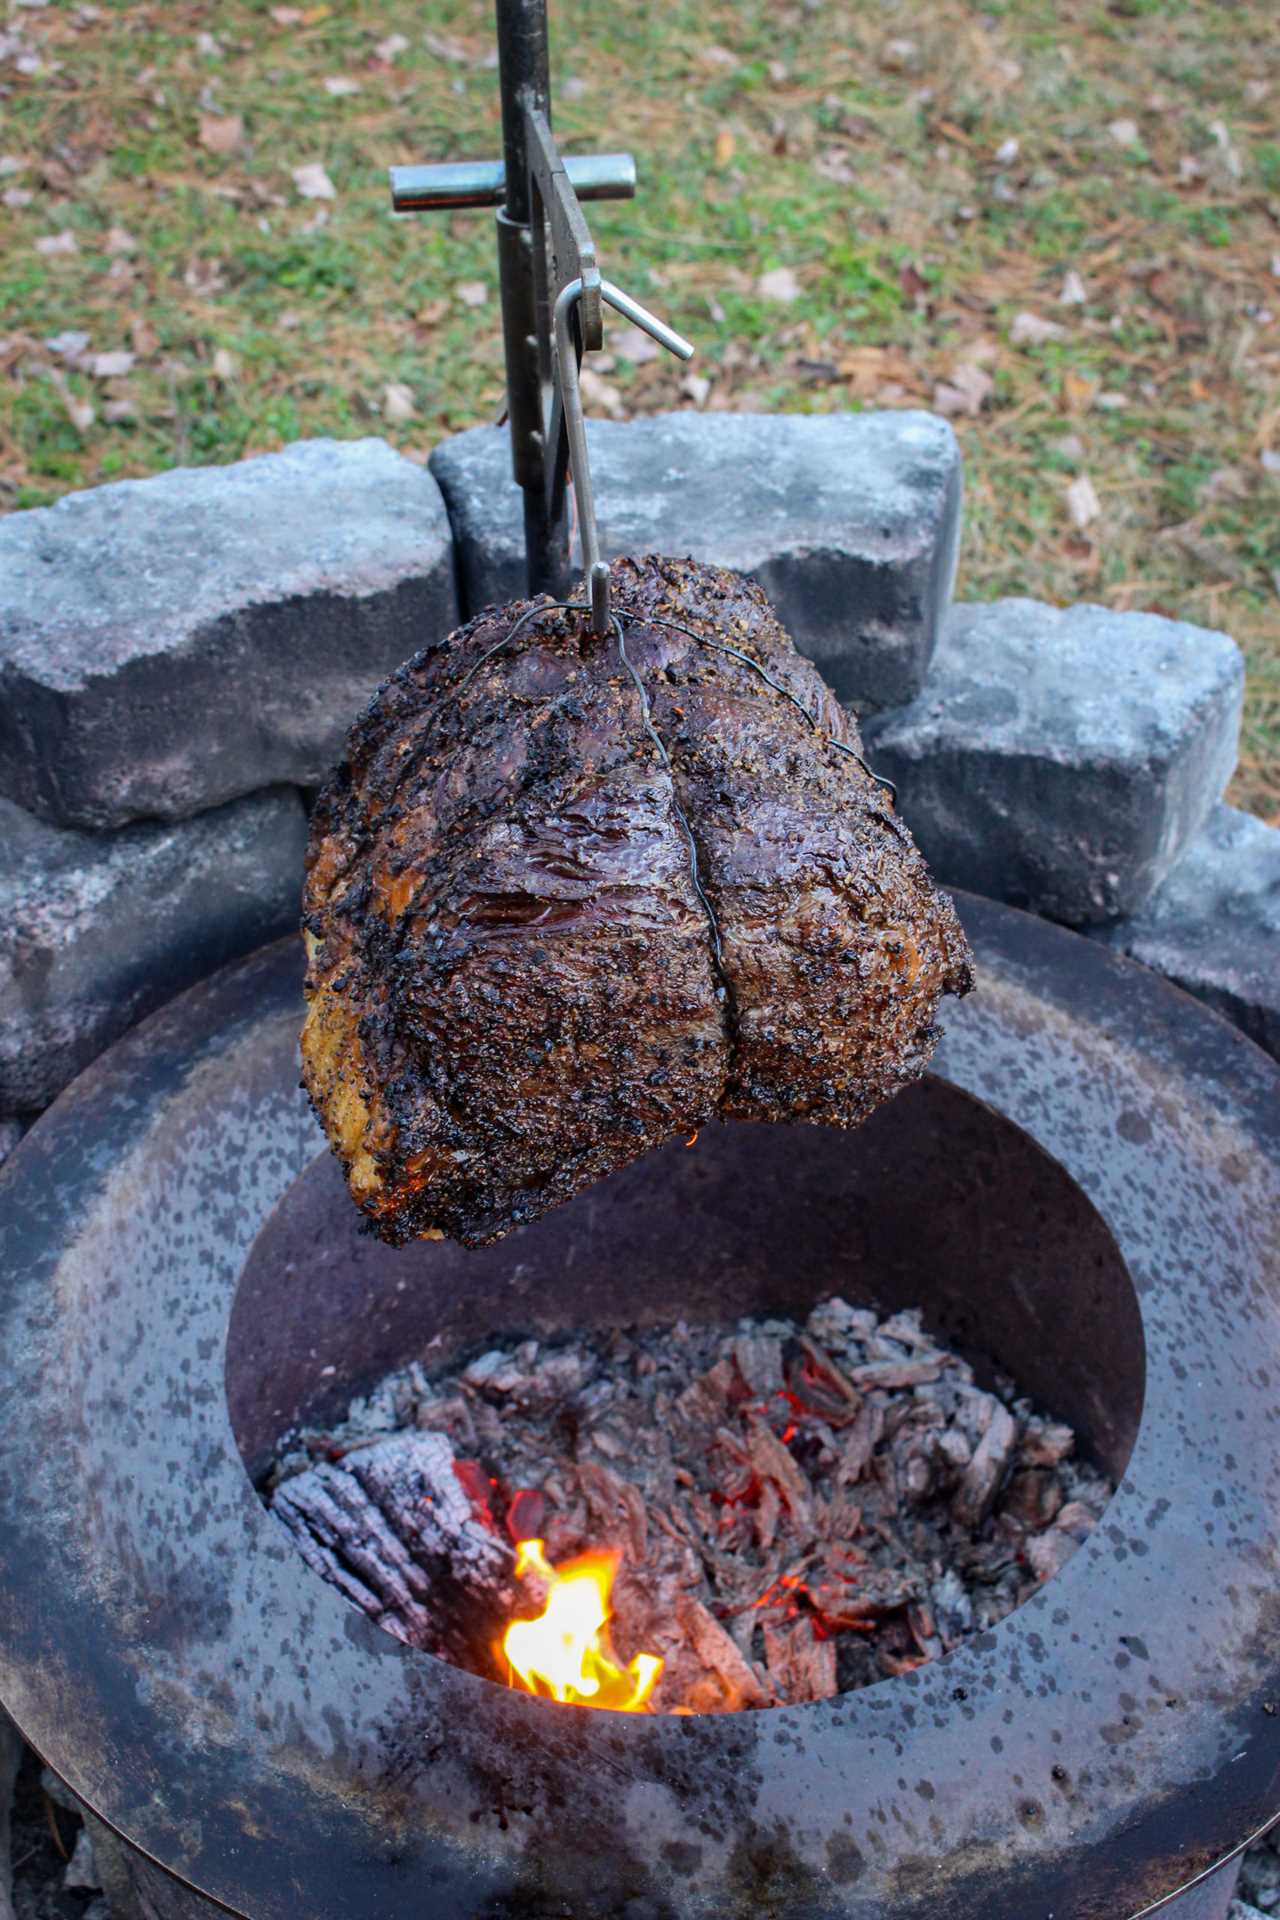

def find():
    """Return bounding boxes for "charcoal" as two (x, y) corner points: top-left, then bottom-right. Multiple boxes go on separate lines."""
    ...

(805, 1296), (878, 1351)
(266, 1299), (1113, 1714)
(1003, 1468), (1064, 1531)
(930, 1568), (974, 1647)
(746, 1416), (814, 1530)
(677, 1596), (772, 1709)
(763, 1618), (837, 1703)
(731, 1333), (785, 1401)
(952, 1403), (1018, 1528)
(850, 1358), (947, 1390)
(270, 1432), (513, 1665)
(785, 1336), (862, 1425)
(1239, 1822), (1280, 1911)
(1019, 1416), (1076, 1468)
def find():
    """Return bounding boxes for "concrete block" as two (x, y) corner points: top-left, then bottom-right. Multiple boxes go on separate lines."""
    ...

(0, 439), (457, 829)
(0, 787), (307, 1114)
(864, 598), (1244, 924)
(1088, 804), (1279, 1059)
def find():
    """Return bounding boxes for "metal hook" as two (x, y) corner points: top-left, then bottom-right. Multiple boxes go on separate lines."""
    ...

(553, 276), (694, 634)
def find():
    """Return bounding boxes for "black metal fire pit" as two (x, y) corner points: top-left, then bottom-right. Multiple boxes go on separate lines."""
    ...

(0, 893), (1278, 1920)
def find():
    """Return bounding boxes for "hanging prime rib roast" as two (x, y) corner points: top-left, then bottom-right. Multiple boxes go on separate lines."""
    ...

(301, 555), (973, 1248)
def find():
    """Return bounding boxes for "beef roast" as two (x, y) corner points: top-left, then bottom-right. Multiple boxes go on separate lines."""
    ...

(301, 555), (972, 1247)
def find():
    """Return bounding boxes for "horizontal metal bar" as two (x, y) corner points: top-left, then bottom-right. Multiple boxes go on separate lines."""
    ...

(389, 151), (635, 212)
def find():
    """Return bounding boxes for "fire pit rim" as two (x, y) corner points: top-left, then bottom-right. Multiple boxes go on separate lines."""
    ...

(0, 897), (1277, 1920)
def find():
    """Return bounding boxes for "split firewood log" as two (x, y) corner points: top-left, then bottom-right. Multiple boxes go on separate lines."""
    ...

(301, 556), (972, 1247)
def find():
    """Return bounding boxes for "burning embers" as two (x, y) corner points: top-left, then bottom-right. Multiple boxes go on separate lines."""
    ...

(266, 1298), (1114, 1714)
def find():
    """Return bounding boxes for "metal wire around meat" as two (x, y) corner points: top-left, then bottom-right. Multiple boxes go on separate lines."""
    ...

(453, 598), (586, 698)
(632, 610), (899, 807)
(611, 615), (725, 973)
(454, 593), (897, 812)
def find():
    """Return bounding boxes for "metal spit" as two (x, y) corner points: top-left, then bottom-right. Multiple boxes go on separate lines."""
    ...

(390, 0), (693, 634)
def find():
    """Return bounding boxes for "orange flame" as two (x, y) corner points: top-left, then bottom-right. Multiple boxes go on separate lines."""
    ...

(501, 1538), (663, 1712)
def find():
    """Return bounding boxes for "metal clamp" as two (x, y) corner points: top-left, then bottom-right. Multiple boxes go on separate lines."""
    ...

(389, 0), (694, 613)
(551, 277), (693, 632)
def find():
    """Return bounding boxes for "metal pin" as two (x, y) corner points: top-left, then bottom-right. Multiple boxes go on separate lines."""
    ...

(589, 562), (611, 634)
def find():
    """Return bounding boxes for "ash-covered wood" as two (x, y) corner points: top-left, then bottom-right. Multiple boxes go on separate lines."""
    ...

(271, 1432), (513, 1665)
(267, 1298), (1113, 1714)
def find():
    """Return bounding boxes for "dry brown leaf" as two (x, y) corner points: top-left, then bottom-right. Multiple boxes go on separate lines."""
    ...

(322, 75), (360, 97)
(1061, 371), (1097, 416)
(879, 36), (920, 72)
(292, 161), (336, 200)
(88, 350), (134, 378)
(757, 266), (800, 303)
(35, 231), (78, 257)
(382, 381), (415, 424)
(455, 280), (487, 308)
(44, 330), (90, 361)
(1066, 473), (1101, 531)
(713, 127), (735, 168)
(933, 362), (993, 417)
(1010, 311), (1066, 346)
(423, 29), (470, 63)
(814, 147), (856, 185)
(577, 365), (626, 419)
(199, 114), (244, 157)
(48, 369), (94, 434)
(211, 347), (238, 382)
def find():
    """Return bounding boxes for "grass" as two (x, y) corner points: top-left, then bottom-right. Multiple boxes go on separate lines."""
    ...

(0, 0), (1276, 819)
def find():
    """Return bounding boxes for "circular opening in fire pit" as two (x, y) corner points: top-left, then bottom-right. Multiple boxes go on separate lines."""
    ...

(227, 1075), (1144, 1711)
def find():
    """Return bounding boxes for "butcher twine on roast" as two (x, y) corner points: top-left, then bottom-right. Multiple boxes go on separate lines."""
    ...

(301, 555), (973, 1248)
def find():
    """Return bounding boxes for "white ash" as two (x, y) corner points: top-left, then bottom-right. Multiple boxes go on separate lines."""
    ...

(266, 1298), (1113, 1713)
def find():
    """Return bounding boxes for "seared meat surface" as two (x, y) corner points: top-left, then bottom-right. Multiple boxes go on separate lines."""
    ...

(301, 556), (972, 1247)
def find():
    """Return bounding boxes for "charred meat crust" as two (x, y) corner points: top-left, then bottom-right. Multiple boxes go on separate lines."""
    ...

(301, 556), (973, 1248)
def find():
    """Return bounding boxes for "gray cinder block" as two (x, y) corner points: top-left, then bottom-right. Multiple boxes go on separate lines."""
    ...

(864, 598), (1244, 925)
(0, 787), (307, 1114)
(1087, 804), (1279, 1059)
(0, 439), (458, 830)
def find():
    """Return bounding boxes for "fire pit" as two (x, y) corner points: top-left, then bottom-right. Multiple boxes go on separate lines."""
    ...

(1, 894), (1277, 1919)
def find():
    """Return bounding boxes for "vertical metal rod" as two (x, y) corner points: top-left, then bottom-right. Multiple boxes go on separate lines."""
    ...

(494, 0), (547, 223)
(493, 0), (568, 598)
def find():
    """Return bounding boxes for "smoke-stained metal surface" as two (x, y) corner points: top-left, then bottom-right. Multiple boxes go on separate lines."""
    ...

(0, 895), (1277, 1920)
